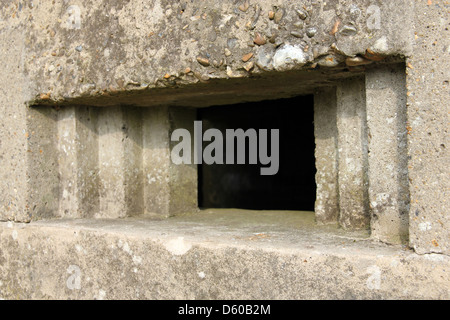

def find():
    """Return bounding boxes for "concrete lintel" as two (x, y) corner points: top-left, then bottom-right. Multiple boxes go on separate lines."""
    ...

(0, 211), (448, 300)
(7, 0), (414, 105)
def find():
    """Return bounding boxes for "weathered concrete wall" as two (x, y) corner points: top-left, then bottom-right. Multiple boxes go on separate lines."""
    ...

(142, 107), (172, 216)
(406, 0), (449, 255)
(0, 0), (449, 300)
(336, 77), (370, 230)
(168, 107), (198, 216)
(57, 106), (100, 218)
(97, 106), (144, 218)
(18, 0), (414, 106)
(366, 64), (410, 244)
(0, 215), (449, 300)
(1, 0), (417, 223)
(0, 20), (59, 222)
(314, 87), (340, 225)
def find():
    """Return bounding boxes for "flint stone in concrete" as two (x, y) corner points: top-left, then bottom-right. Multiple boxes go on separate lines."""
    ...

(272, 45), (307, 71)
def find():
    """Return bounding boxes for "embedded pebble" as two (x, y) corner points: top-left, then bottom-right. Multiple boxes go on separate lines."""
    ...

(272, 44), (307, 71)
(306, 27), (317, 38)
(313, 46), (329, 59)
(331, 20), (341, 35)
(340, 25), (357, 36)
(244, 61), (254, 72)
(239, 1), (249, 12)
(250, 5), (261, 29)
(268, 11), (275, 20)
(290, 31), (303, 38)
(253, 33), (266, 46)
(256, 47), (275, 70)
(318, 54), (342, 67)
(226, 66), (234, 77)
(224, 48), (232, 57)
(346, 56), (373, 67)
(296, 9), (308, 20)
(364, 48), (386, 61)
(196, 56), (210, 67)
(75, 45), (83, 52)
(242, 52), (254, 62)
(40, 93), (51, 100)
(227, 38), (238, 49)
(371, 37), (389, 54)
(269, 34), (277, 44)
(274, 9), (284, 23)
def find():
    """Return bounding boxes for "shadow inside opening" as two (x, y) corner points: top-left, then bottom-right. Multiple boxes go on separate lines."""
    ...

(198, 95), (316, 211)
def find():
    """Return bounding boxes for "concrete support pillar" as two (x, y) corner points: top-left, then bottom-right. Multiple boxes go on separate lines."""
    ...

(336, 77), (370, 230)
(57, 106), (99, 218)
(142, 107), (171, 216)
(142, 107), (198, 217)
(314, 88), (340, 225)
(366, 64), (409, 244)
(168, 107), (198, 215)
(26, 108), (60, 221)
(97, 107), (143, 218)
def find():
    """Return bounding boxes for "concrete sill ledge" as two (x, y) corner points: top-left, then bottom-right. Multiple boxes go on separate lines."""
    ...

(0, 210), (448, 300)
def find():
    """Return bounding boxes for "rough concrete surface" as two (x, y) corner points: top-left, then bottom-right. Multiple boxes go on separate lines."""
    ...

(13, 0), (414, 106)
(0, 211), (448, 300)
(314, 87), (340, 225)
(336, 77), (370, 230)
(406, 0), (449, 255)
(0, 0), (448, 300)
(366, 64), (410, 245)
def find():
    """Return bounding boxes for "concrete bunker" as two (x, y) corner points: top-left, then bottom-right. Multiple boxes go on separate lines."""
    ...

(1, 0), (448, 299)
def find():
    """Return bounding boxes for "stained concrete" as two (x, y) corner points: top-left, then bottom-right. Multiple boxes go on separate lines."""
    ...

(0, 210), (448, 300)
(336, 77), (370, 230)
(14, 0), (414, 106)
(314, 87), (339, 225)
(406, 0), (450, 255)
(366, 64), (410, 245)
(0, 0), (448, 299)
(142, 107), (172, 216)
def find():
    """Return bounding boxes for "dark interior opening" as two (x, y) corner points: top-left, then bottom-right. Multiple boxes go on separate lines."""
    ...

(198, 95), (316, 211)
